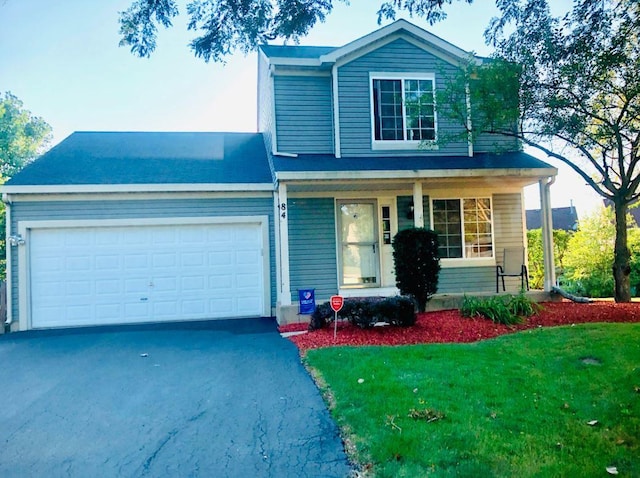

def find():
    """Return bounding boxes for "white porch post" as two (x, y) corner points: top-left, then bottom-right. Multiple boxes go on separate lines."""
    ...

(277, 183), (292, 305)
(539, 177), (557, 291)
(413, 182), (424, 228)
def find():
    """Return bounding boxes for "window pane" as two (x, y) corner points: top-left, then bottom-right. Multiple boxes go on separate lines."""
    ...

(405, 78), (436, 141)
(373, 79), (404, 141)
(463, 198), (493, 258)
(433, 199), (462, 258)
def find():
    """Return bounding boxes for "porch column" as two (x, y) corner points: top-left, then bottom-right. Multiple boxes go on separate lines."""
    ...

(539, 177), (557, 291)
(413, 182), (424, 228)
(277, 183), (292, 305)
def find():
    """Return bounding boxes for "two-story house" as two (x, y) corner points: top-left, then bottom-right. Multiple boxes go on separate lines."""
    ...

(2, 20), (557, 331)
(259, 19), (557, 321)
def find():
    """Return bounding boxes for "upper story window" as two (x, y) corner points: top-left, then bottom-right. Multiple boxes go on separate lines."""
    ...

(371, 74), (437, 149)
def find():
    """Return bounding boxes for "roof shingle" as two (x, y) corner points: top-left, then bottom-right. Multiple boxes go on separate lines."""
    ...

(6, 132), (273, 186)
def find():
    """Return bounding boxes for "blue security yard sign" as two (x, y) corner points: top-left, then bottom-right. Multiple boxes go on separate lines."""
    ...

(298, 289), (316, 314)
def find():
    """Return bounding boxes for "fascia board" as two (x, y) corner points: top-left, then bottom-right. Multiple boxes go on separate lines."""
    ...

(266, 57), (323, 67)
(320, 19), (473, 64)
(275, 167), (558, 181)
(1, 183), (276, 194)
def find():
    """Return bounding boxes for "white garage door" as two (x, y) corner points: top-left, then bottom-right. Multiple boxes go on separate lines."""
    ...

(28, 221), (267, 329)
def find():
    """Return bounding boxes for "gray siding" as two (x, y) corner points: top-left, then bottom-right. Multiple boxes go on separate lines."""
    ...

(287, 197), (338, 302)
(337, 38), (469, 157)
(438, 267), (496, 293)
(397, 195), (430, 232)
(493, 192), (527, 291)
(9, 197), (277, 320)
(274, 75), (334, 154)
(474, 131), (520, 154)
(257, 53), (274, 153)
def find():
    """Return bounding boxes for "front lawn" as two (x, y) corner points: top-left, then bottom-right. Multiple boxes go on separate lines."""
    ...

(305, 323), (640, 477)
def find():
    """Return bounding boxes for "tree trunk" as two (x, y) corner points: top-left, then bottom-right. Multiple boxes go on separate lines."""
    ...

(613, 200), (632, 302)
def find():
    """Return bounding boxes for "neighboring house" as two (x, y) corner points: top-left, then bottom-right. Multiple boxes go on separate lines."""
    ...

(2, 20), (557, 331)
(603, 199), (640, 226)
(526, 205), (579, 231)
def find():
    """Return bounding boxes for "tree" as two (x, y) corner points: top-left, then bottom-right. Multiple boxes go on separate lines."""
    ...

(0, 92), (52, 178)
(392, 227), (440, 312)
(562, 206), (640, 298)
(0, 92), (52, 279)
(438, 0), (640, 302)
(526, 228), (572, 290)
(118, 0), (472, 62)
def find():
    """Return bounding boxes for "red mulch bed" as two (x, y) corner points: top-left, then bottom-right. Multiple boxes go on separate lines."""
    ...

(280, 301), (640, 352)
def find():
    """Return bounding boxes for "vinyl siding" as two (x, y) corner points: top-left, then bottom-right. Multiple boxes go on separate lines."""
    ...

(274, 75), (334, 154)
(438, 267), (496, 293)
(257, 53), (274, 153)
(397, 195), (430, 231)
(287, 197), (338, 302)
(9, 197), (277, 319)
(337, 38), (469, 157)
(474, 131), (520, 153)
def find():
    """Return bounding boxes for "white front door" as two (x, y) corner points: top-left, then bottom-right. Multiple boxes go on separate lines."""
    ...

(338, 201), (380, 287)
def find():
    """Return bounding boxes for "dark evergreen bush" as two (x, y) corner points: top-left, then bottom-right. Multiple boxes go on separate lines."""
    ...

(392, 228), (441, 312)
(309, 302), (333, 330)
(308, 296), (417, 329)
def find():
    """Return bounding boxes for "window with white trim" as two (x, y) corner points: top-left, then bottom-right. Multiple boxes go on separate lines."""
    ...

(432, 198), (493, 259)
(371, 75), (436, 145)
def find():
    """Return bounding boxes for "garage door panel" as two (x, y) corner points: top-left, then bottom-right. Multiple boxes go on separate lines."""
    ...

(96, 304), (121, 320)
(29, 222), (266, 328)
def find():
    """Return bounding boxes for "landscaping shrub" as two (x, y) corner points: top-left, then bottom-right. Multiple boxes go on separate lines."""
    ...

(309, 302), (333, 331)
(374, 296), (417, 327)
(460, 293), (540, 325)
(392, 228), (440, 312)
(308, 296), (417, 330)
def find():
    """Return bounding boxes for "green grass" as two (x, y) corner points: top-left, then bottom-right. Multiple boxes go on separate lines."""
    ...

(305, 324), (640, 477)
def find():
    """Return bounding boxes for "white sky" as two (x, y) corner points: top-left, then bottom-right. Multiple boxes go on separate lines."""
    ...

(0, 0), (602, 216)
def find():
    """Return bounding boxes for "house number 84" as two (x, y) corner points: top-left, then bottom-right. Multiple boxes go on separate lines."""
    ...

(280, 203), (286, 219)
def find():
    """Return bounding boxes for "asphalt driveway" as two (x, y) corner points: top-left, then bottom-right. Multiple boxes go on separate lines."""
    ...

(0, 319), (352, 477)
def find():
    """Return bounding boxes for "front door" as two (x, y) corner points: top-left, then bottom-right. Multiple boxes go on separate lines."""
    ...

(338, 201), (380, 287)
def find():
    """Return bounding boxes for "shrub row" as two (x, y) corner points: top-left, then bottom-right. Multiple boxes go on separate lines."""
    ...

(460, 293), (541, 325)
(309, 296), (417, 330)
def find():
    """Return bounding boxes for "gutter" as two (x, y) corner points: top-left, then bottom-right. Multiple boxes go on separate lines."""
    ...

(2, 193), (12, 329)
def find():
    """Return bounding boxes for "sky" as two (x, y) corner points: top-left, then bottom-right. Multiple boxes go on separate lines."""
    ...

(0, 0), (603, 216)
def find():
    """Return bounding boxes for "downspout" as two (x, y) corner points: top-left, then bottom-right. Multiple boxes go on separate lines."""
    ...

(3, 193), (12, 329)
(539, 176), (557, 291)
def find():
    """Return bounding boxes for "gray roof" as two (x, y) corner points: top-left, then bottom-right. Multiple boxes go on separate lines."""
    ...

(259, 45), (337, 59)
(7, 132), (273, 186)
(526, 206), (579, 231)
(272, 151), (554, 173)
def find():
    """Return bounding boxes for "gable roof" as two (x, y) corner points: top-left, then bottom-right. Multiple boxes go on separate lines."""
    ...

(526, 206), (579, 231)
(4, 132), (274, 192)
(260, 19), (480, 67)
